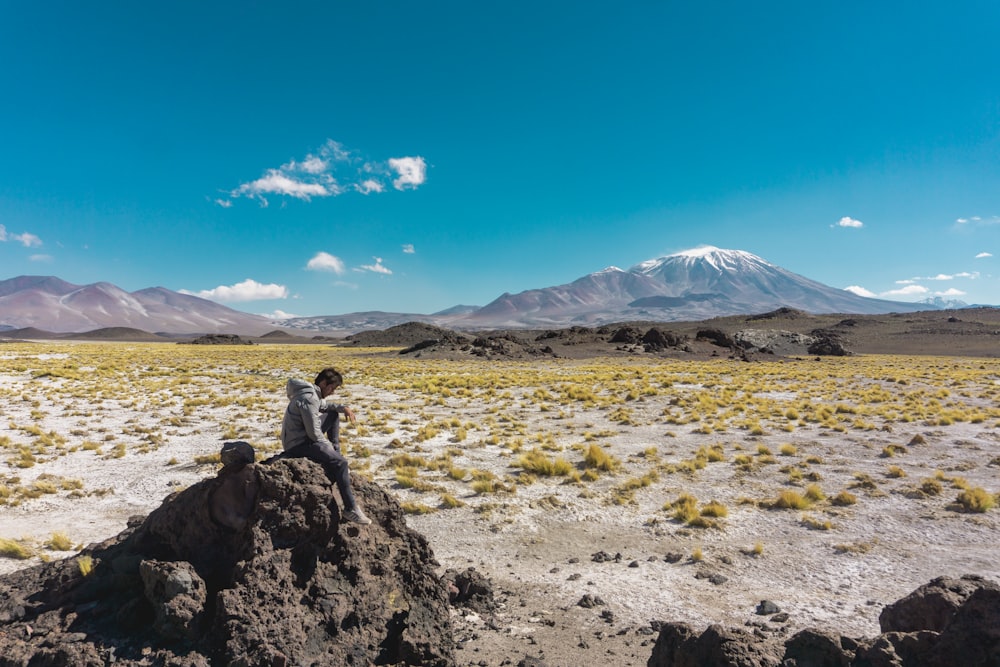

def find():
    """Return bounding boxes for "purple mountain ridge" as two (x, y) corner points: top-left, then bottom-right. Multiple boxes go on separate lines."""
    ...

(0, 276), (279, 335)
(1, 247), (940, 335)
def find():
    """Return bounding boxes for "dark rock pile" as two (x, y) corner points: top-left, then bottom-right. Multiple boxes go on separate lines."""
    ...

(648, 574), (1000, 667)
(807, 328), (852, 356)
(0, 453), (455, 666)
(347, 322), (470, 349)
(184, 334), (255, 345)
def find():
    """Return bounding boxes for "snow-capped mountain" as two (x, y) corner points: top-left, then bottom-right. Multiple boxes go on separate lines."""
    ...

(1, 247), (941, 335)
(0, 276), (280, 335)
(454, 246), (929, 328)
(918, 296), (969, 310)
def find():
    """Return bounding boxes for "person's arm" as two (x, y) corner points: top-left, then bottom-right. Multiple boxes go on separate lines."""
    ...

(320, 399), (357, 425)
(300, 391), (333, 445)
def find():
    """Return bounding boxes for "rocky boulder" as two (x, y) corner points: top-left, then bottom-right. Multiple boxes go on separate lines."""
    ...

(0, 454), (455, 666)
(647, 575), (1000, 667)
(185, 333), (255, 345)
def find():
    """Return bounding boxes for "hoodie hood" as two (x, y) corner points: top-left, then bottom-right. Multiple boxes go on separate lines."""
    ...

(285, 378), (316, 400)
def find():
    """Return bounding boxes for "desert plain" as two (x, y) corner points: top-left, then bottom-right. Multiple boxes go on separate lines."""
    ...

(1, 325), (999, 666)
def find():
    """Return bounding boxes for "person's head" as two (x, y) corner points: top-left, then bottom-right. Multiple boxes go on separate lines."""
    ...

(315, 368), (343, 397)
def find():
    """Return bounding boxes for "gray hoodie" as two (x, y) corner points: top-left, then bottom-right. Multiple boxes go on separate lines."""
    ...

(280, 378), (337, 451)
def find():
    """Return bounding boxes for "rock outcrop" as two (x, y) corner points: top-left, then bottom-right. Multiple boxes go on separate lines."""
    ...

(0, 453), (455, 666)
(647, 574), (1000, 667)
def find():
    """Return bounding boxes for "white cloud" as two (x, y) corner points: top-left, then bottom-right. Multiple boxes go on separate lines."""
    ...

(0, 225), (43, 247)
(358, 257), (392, 274)
(261, 309), (300, 320)
(289, 156), (328, 174)
(181, 278), (288, 302)
(219, 139), (426, 206)
(956, 215), (1000, 226)
(934, 288), (966, 297)
(976, 252), (993, 259)
(355, 179), (385, 195)
(844, 285), (876, 297)
(882, 284), (930, 298)
(402, 243), (415, 254)
(29, 254), (53, 262)
(236, 170), (335, 202)
(388, 156), (427, 190)
(306, 251), (346, 274)
(909, 271), (979, 281)
(836, 216), (864, 228)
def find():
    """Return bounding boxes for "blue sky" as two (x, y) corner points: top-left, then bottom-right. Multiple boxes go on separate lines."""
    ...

(2, 2), (998, 318)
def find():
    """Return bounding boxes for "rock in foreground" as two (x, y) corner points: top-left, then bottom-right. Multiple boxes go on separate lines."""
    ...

(648, 574), (1000, 667)
(0, 457), (455, 666)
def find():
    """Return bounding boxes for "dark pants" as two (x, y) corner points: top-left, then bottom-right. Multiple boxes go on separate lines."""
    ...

(279, 411), (356, 511)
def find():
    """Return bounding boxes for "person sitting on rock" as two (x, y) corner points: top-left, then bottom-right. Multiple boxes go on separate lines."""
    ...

(277, 367), (372, 525)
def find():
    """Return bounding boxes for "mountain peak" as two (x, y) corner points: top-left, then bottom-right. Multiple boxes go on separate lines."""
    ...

(632, 246), (772, 276)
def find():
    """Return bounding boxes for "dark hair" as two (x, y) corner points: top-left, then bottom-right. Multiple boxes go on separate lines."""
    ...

(315, 368), (343, 388)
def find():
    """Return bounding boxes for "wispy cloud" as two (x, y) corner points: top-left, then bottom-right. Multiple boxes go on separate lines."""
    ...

(0, 224), (43, 247)
(956, 215), (1000, 225)
(835, 216), (864, 229)
(358, 257), (392, 274)
(976, 252), (993, 259)
(306, 251), (346, 274)
(29, 254), (53, 262)
(903, 272), (979, 282)
(934, 288), (966, 297)
(402, 243), (415, 254)
(218, 139), (427, 207)
(180, 278), (288, 302)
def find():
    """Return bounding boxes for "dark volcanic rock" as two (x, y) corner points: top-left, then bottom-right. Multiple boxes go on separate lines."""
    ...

(609, 326), (643, 344)
(807, 329), (851, 356)
(186, 333), (255, 345)
(696, 328), (737, 349)
(783, 628), (853, 666)
(647, 622), (783, 667)
(442, 567), (496, 615)
(642, 327), (683, 351)
(0, 457), (455, 666)
(879, 574), (996, 633)
(925, 583), (1000, 667)
(647, 575), (1000, 667)
(348, 322), (469, 348)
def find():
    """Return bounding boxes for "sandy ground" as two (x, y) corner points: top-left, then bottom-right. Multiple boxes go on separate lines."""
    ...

(2, 346), (1000, 666)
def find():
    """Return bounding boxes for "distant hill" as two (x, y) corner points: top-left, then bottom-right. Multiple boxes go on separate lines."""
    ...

(0, 276), (282, 335)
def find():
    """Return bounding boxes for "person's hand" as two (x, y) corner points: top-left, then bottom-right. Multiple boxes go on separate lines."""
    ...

(342, 405), (357, 425)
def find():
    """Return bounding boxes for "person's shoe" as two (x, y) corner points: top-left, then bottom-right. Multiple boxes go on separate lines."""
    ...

(343, 508), (372, 525)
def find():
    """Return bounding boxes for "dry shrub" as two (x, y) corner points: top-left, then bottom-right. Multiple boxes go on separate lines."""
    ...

(584, 444), (621, 472)
(771, 489), (811, 510)
(955, 487), (995, 513)
(832, 490), (857, 506)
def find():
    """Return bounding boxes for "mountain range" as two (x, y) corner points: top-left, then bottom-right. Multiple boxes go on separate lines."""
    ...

(0, 276), (277, 335)
(0, 247), (954, 335)
(278, 247), (938, 333)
